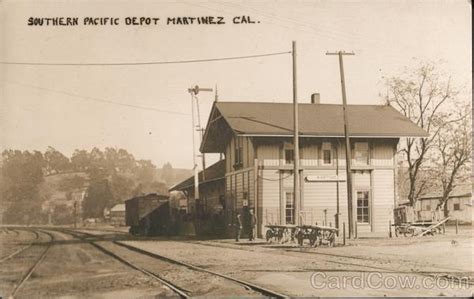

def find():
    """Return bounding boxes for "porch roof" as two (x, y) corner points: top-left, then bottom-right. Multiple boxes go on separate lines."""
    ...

(169, 160), (225, 192)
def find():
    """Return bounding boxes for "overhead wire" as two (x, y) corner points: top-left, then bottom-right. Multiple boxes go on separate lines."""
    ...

(2, 48), (290, 114)
(0, 51), (291, 66)
(3, 81), (190, 116)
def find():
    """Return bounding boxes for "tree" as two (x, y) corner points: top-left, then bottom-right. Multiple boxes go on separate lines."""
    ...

(1, 150), (46, 224)
(135, 160), (157, 185)
(82, 179), (114, 219)
(71, 149), (91, 171)
(161, 162), (175, 186)
(116, 149), (136, 173)
(44, 147), (71, 175)
(431, 103), (471, 216)
(385, 62), (461, 206)
(109, 174), (135, 203)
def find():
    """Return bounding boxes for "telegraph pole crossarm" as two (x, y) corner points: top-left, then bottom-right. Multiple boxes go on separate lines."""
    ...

(326, 50), (355, 238)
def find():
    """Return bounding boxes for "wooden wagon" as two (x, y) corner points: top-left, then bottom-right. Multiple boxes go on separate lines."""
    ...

(295, 225), (338, 247)
(264, 225), (297, 243)
(393, 206), (448, 237)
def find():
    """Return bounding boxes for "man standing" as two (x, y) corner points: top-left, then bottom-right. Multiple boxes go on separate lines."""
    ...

(249, 209), (257, 241)
(235, 212), (242, 242)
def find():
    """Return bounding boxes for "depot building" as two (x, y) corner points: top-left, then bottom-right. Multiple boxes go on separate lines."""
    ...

(171, 98), (426, 237)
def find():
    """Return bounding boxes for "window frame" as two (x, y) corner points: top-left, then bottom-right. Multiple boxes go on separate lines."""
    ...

(353, 142), (370, 166)
(356, 189), (370, 224)
(321, 142), (333, 166)
(284, 148), (294, 165)
(285, 191), (295, 224)
(233, 137), (243, 169)
(453, 202), (461, 211)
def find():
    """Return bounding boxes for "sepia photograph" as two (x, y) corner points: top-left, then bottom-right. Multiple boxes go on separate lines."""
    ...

(0, 0), (472, 297)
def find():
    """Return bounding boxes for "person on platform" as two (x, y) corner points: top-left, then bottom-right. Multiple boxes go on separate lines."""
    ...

(249, 209), (257, 241)
(235, 212), (242, 242)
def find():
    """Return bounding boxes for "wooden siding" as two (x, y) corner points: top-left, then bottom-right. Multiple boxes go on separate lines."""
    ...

(225, 135), (255, 172)
(301, 144), (318, 166)
(226, 137), (399, 236)
(372, 169), (395, 233)
(303, 169), (340, 226)
(260, 169), (280, 228)
(257, 144), (280, 166)
(371, 141), (395, 167)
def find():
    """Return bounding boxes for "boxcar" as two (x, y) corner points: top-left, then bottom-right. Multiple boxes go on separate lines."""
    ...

(125, 193), (170, 236)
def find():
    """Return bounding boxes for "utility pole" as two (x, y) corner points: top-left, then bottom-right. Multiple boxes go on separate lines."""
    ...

(73, 201), (77, 229)
(292, 41), (301, 226)
(187, 85), (213, 207)
(326, 51), (355, 238)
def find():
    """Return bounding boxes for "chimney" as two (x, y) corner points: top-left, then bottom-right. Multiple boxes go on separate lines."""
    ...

(311, 93), (320, 104)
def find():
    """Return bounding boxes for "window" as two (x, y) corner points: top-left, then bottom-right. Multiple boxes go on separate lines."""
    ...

(234, 147), (242, 165)
(233, 137), (243, 169)
(285, 191), (295, 224)
(354, 142), (369, 166)
(285, 149), (294, 164)
(453, 203), (460, 211)
(322, 142), (332, 165)
(356, 190), (370, 223)
(425, 205), (431, 211)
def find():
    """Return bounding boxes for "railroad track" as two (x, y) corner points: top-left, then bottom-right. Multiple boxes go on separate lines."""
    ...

(9, 229), (55, 298)
(0, 228), (41, 263)
(62, 228), (288, 298)
(114, 241), (288, 298)
(191, 240), (474, 287)
(59, 229), (190, 298)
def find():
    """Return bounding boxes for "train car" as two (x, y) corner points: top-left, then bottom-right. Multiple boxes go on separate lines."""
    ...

(125, 193), (170, 236)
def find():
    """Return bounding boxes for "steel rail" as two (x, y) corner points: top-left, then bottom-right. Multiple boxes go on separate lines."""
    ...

(60, 229), (190, 299)
(114, 240), (288, 298)
(189, 240), (474, 287)
(65, 229), (287, 297)
(0, 229), (40, 263)
(10, 230), (54, 298)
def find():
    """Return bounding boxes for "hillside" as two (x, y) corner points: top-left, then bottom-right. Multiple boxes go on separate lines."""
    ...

(156, 167), (193, 188)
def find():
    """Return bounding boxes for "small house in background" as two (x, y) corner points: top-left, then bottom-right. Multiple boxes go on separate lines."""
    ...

(416, 184), (473, 224)
(109, 203), (126, 227)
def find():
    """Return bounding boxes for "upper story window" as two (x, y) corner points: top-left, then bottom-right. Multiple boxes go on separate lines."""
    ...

(234, 147), (242, 168)
(233, 137), (243, 169)
(322, 142), (332, 165)
(284, 149), (294, 164)
(354, 142), (369, 166)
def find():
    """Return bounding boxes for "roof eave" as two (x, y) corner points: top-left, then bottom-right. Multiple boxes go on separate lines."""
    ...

(236, 133), (427, 138)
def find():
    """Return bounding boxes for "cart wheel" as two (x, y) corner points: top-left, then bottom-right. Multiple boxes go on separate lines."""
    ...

(309, 234), (316, 247)
(297, 231), (304, 246)
(265, 230), (272, 243)
(404, 228), (415, 237)
(394, 227), (401, 237)
(328, 236), (335, 247)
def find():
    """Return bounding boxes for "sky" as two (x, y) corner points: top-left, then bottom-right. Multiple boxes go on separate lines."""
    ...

(0, 0), (471, 169)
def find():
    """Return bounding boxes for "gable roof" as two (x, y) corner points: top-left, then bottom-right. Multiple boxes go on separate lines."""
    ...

(169, 160), (225, 192)
(418, 183), (472, 200)
(201, 102), (428, 152)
